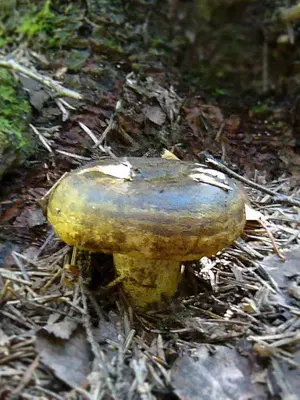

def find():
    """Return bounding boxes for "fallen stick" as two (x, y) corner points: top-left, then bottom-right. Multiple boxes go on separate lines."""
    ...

(199, 152), (300, 208)
(0, 58), (82, 100)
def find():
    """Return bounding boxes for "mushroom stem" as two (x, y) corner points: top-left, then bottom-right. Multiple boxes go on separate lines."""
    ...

(113, 254), (181, 307)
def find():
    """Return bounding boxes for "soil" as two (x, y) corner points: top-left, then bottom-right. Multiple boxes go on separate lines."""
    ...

(0, 1), (300, 399)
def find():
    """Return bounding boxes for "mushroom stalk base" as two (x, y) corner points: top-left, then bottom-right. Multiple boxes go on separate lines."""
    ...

(113, 254), (181, 308)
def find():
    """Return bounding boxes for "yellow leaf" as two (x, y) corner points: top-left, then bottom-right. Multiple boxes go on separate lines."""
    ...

(161, 149), (180, 160)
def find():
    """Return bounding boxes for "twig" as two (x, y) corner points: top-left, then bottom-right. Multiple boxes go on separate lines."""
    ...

(11, 252), (30, 281)
(35, 231), (55, 258)
(80, 283), (119, 399)
(34, 386), (65, 400)
(0, 58), (82, 99)
(93, 116), (115, 147)
(87, 291), (105, 321)
(79, 121), (120, 161)
(12, 355), (40, 396)
(58, 97), (76, 110)
(199, 152), (300, 208)
(39, 172), (69, 206)
(55, 149), (91, 161)
(257, 219), (285, 260)
(55, 99), (69, 121)
(270, 358), (299, 399)
(30, 124), (53, 154)
(262, 38), (268, 93)
(215, 121), (225, 141)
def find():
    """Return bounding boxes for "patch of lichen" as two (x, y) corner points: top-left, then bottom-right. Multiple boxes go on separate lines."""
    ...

(0, 69), (34, 176)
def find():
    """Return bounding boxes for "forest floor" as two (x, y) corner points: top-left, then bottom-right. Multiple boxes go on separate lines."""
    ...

(0, 2), (300, 399)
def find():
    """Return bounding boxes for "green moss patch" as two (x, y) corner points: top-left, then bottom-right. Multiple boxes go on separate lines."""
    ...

(0, 69), (35, 178)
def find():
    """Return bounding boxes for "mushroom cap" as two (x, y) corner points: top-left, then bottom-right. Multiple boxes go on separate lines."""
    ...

(47, 157), (246, 260)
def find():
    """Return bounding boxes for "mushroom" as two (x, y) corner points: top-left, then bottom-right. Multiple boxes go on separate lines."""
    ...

(46, 157), (246, 307)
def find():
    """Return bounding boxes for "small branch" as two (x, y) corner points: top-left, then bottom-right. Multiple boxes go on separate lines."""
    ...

(12, 355), (40, 397)
(30, 124), (53, 154)
(93, 116), (115, 147)
(80, 283), (119, 399)
(0, 58), (82, 100)
(199, 152), (300, 208)
(262, 38), (268, 93)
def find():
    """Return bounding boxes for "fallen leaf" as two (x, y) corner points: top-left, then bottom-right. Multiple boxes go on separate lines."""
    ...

(261, 246), (300, 306)
(144, 105), (166, 125)
(0, 199), (24, 223)
(261, 246), (300, 289)
(22, 246), (40, 260)
(245, 204), (284, 260)
(19, 76), (50, 111)
(0, 242), (20, 269)
(286, 281), (300, 300)
(78, 161), (135, 180)
(93, 313), (122, 345)
(14, 207), (46, 228)
(269, 352), (300, 399)
(171, 345), (267, 400)
(36, 326), (92, 387)
(200, 105), (224, 129)
(161, 149), (180, 160)
(245, 204), (266, 222)
(0, 328), (10, 356)
(44, 314), (78, 340)
(93, 311), (124, 361)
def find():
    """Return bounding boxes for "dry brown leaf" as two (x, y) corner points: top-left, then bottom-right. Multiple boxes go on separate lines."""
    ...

(144, 105), (166, 125)
(36, 326), (92, 388)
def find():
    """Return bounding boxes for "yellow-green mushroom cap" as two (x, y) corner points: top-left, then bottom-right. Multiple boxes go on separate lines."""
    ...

(47, 157), (246, 306)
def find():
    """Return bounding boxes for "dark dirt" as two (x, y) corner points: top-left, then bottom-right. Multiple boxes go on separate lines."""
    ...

(1, 1), (300, 399)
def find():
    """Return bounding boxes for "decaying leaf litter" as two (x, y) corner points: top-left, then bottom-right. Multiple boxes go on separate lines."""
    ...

(1, 46), (300, 400)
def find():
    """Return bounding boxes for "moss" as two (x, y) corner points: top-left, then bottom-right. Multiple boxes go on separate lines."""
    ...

(0, 69), (34, 178)
(0, 1), (85, 50)
(251, 103), (272, 115)
(17, 0), (55, 40)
